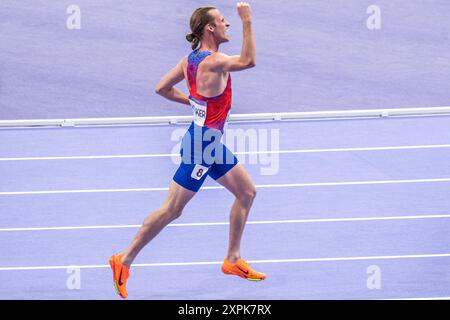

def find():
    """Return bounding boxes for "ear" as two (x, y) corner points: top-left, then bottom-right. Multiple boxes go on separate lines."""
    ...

(206, 24), (215, 32)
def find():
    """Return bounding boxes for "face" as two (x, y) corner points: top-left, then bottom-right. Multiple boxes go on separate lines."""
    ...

(207, 9), (231, 43)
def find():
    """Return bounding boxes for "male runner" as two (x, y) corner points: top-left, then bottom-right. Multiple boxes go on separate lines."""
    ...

(109, 2), (266, 299)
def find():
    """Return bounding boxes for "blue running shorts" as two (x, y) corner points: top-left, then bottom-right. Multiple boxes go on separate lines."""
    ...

(173, 122), (238, 192)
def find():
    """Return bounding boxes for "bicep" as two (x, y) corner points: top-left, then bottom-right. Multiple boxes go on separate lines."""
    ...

(155, 59), (186, 91)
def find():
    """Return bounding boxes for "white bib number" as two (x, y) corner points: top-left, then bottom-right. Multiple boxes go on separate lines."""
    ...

(189, 98), (207, 127)
(191, 164), (209, 180)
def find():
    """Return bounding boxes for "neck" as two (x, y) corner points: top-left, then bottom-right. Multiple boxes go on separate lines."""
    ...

(198, 36), (219, 52)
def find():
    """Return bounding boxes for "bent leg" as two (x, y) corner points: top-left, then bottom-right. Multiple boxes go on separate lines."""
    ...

(121, 180), (196, 268)
(215, 163), (257, 262)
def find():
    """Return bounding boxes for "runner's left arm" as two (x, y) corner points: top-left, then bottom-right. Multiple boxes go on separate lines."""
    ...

(155, 58), (190, 105)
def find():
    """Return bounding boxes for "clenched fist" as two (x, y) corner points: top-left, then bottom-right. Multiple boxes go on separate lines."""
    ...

(237, 2), (252, 22)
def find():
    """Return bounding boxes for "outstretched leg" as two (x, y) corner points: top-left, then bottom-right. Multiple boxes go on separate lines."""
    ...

(122, 180), (196, 267)
(110, 180), (196, 298)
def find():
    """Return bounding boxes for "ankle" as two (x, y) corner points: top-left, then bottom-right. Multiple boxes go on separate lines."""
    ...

(121, 254), (132, 269)
(226, 254), (241, 263)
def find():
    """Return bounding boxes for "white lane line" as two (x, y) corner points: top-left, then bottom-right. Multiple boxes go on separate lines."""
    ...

(0, 153), (174, 161)
(383, 296), (450, 300)
(1, 144), (450, 161)
(1, 214), (450, 232)
(1, 253), (449, 271)
(1, 177), (450, 195)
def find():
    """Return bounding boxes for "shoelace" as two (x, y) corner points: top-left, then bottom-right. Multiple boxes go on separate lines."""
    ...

(239, 259), (251, 268)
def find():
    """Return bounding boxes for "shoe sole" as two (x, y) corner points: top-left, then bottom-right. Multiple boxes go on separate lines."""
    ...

(222, 267), (265, 281)
(109, 256), (122, 296)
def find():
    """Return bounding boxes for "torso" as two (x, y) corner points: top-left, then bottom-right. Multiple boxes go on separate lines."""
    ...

(182, 54), (229, 97)
(183, 49), (232, 133)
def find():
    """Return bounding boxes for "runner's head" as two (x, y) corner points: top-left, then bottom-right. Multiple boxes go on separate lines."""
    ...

(186, 7), (230, 50)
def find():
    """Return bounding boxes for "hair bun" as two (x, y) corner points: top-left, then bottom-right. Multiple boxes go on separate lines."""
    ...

(186, 32), (197, 42)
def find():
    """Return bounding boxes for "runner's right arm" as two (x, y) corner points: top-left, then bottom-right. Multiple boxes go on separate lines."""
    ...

(210, 2), (256, 72)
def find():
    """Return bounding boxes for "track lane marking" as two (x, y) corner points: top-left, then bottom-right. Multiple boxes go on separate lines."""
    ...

(1, 214), (450, 232)
(1, 144), (450, 161)
(1, 253), (449, 271)
(2, 177), (450, 195)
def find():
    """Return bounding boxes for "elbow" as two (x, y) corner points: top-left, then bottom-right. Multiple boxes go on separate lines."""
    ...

(238, 58), (256, 69)
(154, 85), (165, 95)
(244, 59), (256, 68)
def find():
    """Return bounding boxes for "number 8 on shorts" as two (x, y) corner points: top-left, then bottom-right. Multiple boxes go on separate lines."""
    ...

(191, 164), (209, 181)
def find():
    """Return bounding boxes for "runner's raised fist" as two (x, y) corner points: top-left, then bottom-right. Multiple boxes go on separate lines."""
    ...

(237, 2), (252, 22)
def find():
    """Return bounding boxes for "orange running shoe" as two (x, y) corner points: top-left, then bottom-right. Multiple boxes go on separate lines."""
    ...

(109, 253), (130, 299)
(221, 258), (267, 281)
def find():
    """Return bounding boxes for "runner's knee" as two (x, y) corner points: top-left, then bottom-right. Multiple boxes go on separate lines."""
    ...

(162, 203), (184, 221)
(237, 186), (257, 206)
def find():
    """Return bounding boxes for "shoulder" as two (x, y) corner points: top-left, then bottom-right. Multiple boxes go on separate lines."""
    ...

(178, 56), (188, 67)
(207, 52), (229, 62)
(175, 56), (188, 73)
(202, 52), (230, 69)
